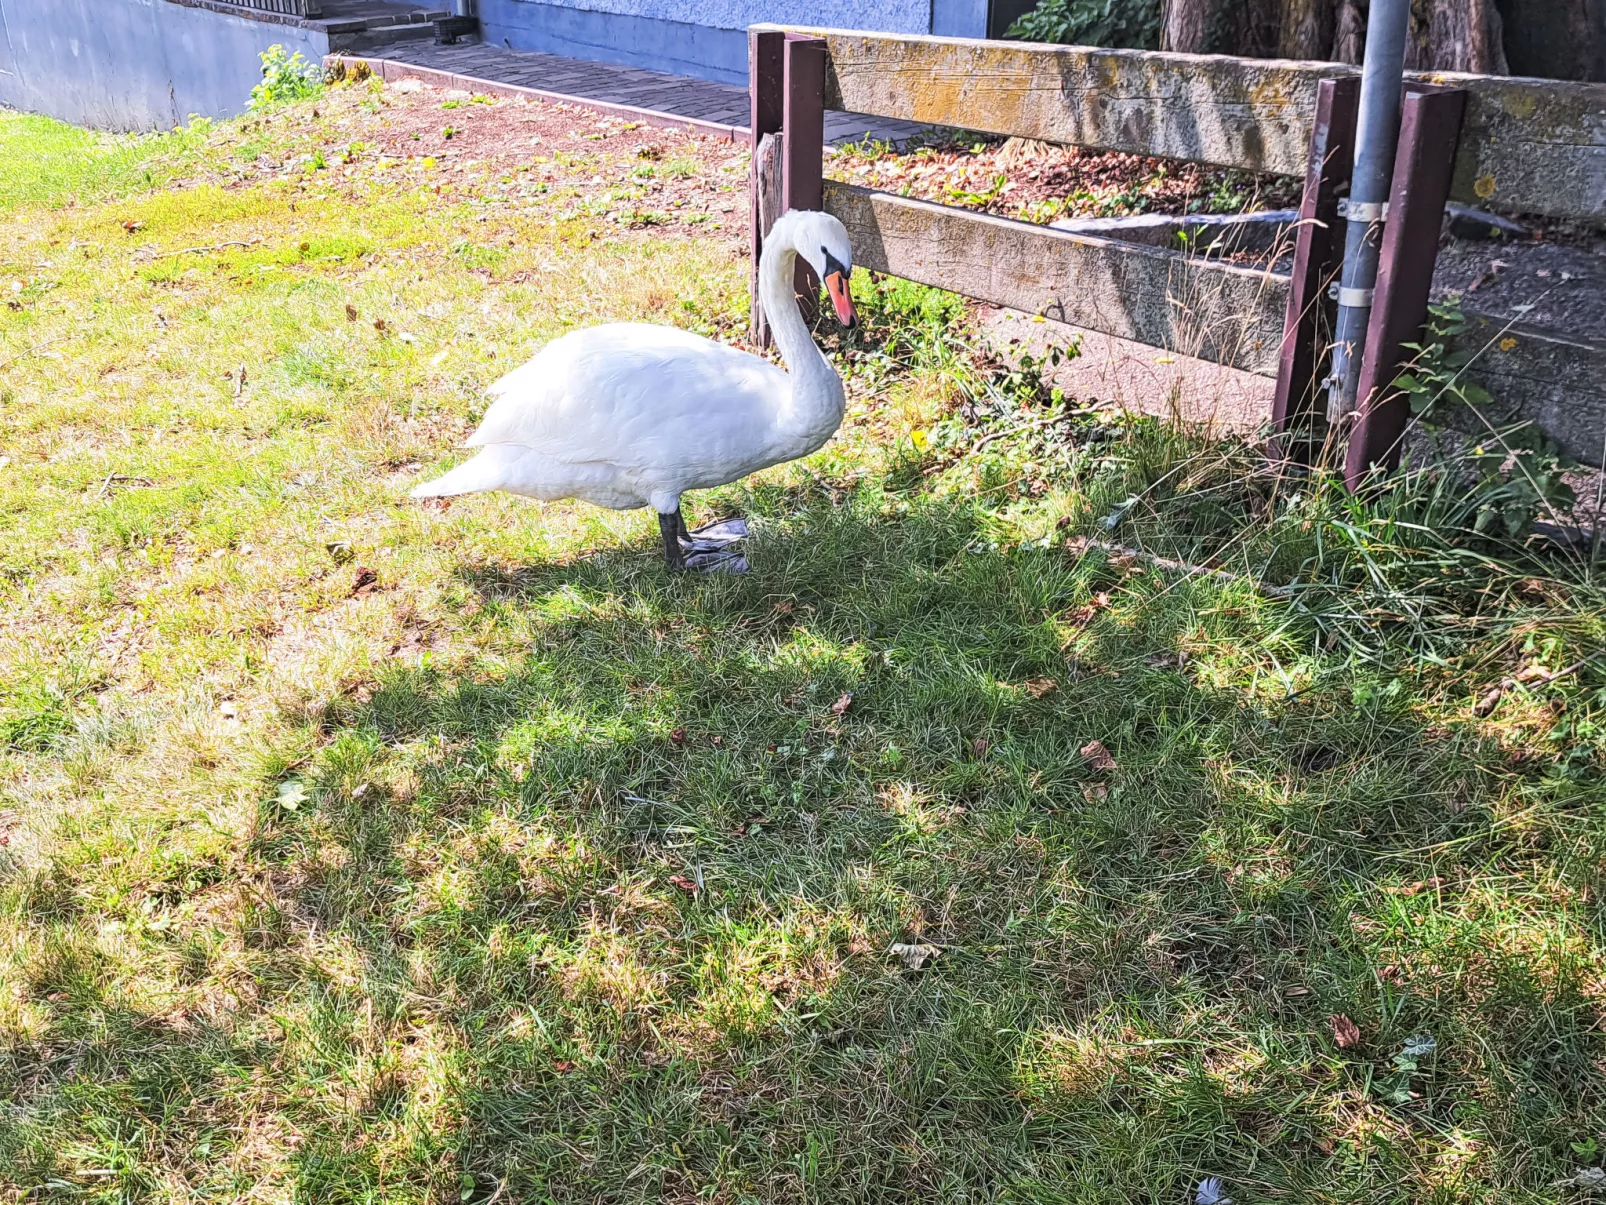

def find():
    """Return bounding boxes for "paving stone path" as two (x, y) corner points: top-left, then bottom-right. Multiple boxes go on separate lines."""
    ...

(373, 38), (929, 146)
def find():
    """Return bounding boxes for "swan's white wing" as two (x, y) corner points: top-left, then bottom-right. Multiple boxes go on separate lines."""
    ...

(466, 324), (789, 472)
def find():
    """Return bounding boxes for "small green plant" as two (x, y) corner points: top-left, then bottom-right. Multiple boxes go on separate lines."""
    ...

(1394, 301), (1576, 539)
(1016, 196), (1070, 224)
(832, 134), (895, 163)
(1373, 1035), (1437, 1106)
(0, 681), (72, 752)
(1006, 0), (1161, 48)
(248, 45), (324, 110)
(947, 173), (1010, 207)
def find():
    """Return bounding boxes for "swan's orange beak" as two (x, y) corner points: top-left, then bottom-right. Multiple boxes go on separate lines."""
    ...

(825, 271), (856, 328)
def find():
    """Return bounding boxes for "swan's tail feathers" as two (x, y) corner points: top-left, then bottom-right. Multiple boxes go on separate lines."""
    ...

(409, 445), (523, 498)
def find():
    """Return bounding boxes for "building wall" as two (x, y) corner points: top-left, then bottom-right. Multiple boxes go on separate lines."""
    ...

(479, 0), (992, 84)
(0, 0), (327, 131)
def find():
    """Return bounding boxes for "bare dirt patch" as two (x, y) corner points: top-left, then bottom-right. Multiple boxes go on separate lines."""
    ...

(203, 75), (753, 250)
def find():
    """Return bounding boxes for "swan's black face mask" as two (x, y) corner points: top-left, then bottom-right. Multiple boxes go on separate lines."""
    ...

(822, 249), (857, 328)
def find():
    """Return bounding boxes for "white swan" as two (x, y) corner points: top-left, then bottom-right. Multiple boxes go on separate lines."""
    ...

(410, 209), (857, 570)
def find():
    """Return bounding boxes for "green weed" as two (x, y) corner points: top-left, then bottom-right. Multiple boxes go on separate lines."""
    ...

(249, 45), (325, 111)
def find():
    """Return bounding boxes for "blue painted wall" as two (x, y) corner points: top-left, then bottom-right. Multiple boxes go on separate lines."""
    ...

(479, 0), (750, 82)
(0, 0), (327, 131)
(479, 0), (992, 86)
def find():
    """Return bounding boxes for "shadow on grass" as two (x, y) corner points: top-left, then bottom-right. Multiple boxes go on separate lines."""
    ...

(11, 487), (1604, 1203)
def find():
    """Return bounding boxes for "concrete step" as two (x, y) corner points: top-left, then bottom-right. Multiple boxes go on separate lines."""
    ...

(312, 2), (451, 52)
(333, 22), (452, 52)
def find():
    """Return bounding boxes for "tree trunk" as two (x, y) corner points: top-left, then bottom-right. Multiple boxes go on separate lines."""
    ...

(1332, 0), (1368, 59)
(1404, 0), (1510, 71)
(1162, 0), (1225, 51)
(1280, 0), (1337, 56)
(1496, 0), (1606, 80)
(1237, 0), (1286, 55)
(1329, 0), (1368, 59)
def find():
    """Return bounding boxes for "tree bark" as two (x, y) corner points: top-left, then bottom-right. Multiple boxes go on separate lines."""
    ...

(1332, 0), (1368, 60)
(1280, 0), (1337, 57)
(1404, 0), (1510, 71)
(1162, 0), (1225, 51)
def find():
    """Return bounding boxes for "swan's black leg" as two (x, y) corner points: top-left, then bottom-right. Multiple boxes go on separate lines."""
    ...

(659, 510), (686, 570)
(677, 511), (692, 543)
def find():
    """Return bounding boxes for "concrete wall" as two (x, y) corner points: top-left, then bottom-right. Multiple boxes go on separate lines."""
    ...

(479, 0), (991, 85)
(0, 0), (328, 131)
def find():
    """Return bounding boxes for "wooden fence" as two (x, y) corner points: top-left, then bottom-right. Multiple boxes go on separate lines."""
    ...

(748, 27), (1606, 483)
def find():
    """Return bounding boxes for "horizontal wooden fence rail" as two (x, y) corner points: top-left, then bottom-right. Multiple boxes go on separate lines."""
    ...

(754, 26), (1606, 222)
(819, 180), (1606, 461)
(824, 181), (1290, 377)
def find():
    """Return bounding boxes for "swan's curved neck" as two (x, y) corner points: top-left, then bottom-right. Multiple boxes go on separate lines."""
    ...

(759, 223), (843, 440)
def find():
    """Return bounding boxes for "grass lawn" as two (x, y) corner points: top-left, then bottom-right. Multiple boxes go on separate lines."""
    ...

(3, 71), (1606, 1204)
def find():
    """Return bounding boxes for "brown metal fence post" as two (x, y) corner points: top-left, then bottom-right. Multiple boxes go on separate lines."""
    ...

(783, 35), (826, 324)
(749, 29), (785, 349)
(1343, 87), (1468, 488)
(1269, 75), (1360, 467)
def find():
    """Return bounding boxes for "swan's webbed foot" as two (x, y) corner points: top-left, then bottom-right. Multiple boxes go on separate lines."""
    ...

(659, 510), (687, 571)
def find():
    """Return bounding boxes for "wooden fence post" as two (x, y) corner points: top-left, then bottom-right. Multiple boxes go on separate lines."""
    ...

(749, 29), (785, 349)
(783, 35), (826, 325)
(1269, 75), (1360, 467)
(1343, 87), (1468, 488)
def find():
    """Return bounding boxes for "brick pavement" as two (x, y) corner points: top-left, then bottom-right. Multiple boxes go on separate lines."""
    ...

(372, 38), (930, 146)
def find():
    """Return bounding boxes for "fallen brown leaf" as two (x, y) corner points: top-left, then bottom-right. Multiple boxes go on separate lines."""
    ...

(552, 1059), (575, 1072)
(1081, 782), (1108, 802)
(1391, 876), (1444, 897)
(831, 692), (853, 716)
(668, 874), (698, 895)
(1066, 591), (1114, 627)
(1330, 1013), (1362, 1049)
(350, 566), (378, 596)
(1473, 687), (1503, 716)
(1080, 739), (1117, 771)
(971, 737), (990, 756)
(1023, 677), (1057, 699)
(669, 727), (687, 746)
(345, 303), (358, 321)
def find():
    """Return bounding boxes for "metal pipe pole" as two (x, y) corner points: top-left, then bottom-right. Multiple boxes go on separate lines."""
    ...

(1325, 0), (1412, 422)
